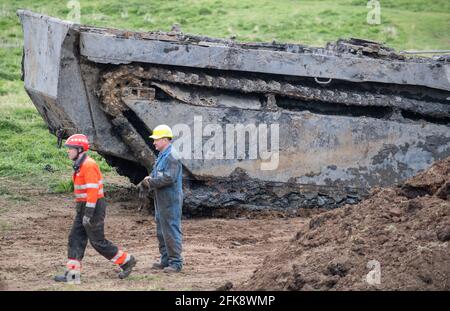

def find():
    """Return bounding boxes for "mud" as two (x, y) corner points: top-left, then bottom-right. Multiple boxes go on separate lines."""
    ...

(240, 157), (450, 290)
(0, 176), (307, 291)
(182, 168), (367, 216)
(1, 159), (448, 291)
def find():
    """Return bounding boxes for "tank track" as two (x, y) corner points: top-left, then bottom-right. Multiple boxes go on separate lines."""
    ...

(100, 64), (449, 123)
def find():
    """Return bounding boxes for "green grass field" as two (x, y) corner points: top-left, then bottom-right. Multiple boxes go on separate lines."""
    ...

(0, 0), (449, 191)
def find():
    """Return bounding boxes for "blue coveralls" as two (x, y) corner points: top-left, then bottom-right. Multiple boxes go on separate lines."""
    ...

(148, 144), (183, 270)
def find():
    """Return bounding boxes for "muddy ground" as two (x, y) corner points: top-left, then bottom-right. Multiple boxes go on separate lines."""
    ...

(0, 176), (312, 291)
(1, 158), (448, 291)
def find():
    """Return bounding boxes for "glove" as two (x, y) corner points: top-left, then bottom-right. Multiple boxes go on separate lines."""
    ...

(83, 207), (95, 226)
(82, 215), (91, 226)
(82, 215), (92, 226)
(138, 179), (150, 199)
(137, 179), (152, 212)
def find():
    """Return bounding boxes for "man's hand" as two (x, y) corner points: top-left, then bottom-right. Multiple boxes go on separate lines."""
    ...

(142, 176), (152, 188)
(82, 215), (91, 227)
(137, 177), (152, 212)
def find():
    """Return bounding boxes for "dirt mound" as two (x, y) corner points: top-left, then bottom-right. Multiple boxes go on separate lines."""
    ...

(240, 157), (450, 290)
(399, 158), (450, 200)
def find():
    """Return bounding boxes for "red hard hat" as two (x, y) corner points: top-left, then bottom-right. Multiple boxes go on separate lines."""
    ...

(64, 134), (90, 152)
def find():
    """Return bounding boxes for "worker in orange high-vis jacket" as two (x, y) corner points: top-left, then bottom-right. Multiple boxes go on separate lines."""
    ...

(54, 134), (136, 282)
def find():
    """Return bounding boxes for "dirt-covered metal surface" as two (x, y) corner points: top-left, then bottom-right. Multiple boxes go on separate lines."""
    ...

(18, 10), (450, 214)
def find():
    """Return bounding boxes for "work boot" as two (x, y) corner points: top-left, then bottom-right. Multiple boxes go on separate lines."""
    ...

(151, 262), (167, 270)
(118, 255), (137, 279)
(163, 265), (181, 273)
(54, 271), (68, 282)
(54, 270), (82, 284)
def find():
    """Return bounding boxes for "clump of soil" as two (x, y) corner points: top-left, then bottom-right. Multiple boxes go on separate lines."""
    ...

(240, 157), (450, 290)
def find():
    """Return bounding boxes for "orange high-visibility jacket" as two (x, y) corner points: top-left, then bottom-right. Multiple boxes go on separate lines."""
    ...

(73, 156), (104, 208)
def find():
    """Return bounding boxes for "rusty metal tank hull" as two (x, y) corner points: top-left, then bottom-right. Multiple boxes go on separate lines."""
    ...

(18, 10), (450, 213)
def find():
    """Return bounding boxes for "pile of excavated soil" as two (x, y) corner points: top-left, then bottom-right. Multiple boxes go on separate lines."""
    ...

(240, 157), (450, 290)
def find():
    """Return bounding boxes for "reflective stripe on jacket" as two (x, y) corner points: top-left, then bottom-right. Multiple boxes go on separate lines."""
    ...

(73, 156), (104, 207)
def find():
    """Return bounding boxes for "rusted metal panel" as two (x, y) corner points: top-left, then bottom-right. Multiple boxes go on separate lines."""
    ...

(17, 10), (135, 162)
(18, 9), (73, 98)
(125, 98), (450, 188)
(80, 31), (450, 91)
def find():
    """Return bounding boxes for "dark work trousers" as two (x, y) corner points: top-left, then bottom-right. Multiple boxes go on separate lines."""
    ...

(68, 198), (118, 261)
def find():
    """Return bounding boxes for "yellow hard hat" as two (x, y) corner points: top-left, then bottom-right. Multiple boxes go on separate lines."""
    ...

(149, 124), (173, 140)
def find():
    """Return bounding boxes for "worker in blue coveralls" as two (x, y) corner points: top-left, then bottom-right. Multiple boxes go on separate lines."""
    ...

(142, 124), (184, 273)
